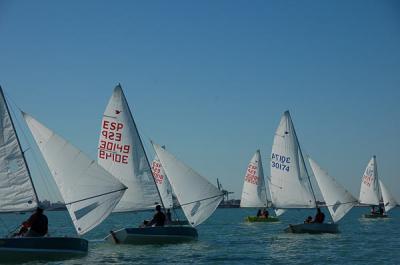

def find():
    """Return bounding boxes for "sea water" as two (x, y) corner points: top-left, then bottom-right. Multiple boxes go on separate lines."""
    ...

(0, 207), (398, 264)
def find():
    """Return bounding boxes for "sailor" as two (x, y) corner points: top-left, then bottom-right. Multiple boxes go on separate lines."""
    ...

(146, 205), (166, 227)
(313, 207), (325, 223)
(16, 207), (48, 237)
(256, 209), (262, 217)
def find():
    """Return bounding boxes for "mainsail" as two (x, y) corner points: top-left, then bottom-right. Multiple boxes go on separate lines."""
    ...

(359, 156), (380, 206)
(23, 112), (126, 235)
(151, 151), (174, 209)
(240, 150), (268, 207)
(0, 88), (38, 212)
(152, 142), (223, 226)
(269, 111), (315, 208)
(98, 85), (160, 212)
(379, 180), (397, 213)
(309, 158), (356, 223)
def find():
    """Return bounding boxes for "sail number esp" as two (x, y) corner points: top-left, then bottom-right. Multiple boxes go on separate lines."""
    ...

(98, 120), (130, 164)
(271, 153), (290, 172)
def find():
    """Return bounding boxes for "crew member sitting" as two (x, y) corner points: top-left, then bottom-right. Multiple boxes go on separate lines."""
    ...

(313, 207), (325, 223)
(15, 207), (48, 237)
(145, 205), (166, 227)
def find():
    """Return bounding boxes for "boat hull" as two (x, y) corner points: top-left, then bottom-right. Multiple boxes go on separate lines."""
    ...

(284, 223), (339, 234)
(105, 226), (198, 244)
(0, 237), (88, 262)
(246, 216), (279, 222)
(362, 213), (389, 218)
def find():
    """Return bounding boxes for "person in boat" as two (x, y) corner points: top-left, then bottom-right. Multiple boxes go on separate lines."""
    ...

(313, 207), (325, 223)
(261, 209), (269, 218)
(370, 206), (377, 215)
(145, 205), (166, 227)
(166, 209), (172, 223)
(304, 216), (313, 224)
(379, 206), (384, 215)
(256, 209), (262, 217)
(15, 207), (48, 237)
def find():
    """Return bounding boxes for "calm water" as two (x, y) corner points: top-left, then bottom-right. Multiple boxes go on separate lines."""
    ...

(0, 207), (399, 264)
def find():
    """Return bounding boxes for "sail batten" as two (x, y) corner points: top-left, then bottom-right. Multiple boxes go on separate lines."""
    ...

(269, 111), (315, 209)
(152, 142), (223, 227)
(98, 85), (160, 212)
(0, 88), (38, 212)
(23, 112), (126, 235)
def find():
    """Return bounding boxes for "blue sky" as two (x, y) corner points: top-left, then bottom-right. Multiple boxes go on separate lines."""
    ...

(1, 0), (400, 202)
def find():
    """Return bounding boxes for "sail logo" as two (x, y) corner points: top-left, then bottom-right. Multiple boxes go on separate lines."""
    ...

(245, 164), (259, 185)
(98, 119), (131, 164)
(362, 174), (374, 187)
(151, 160), (164, 184)
(271, 153), (290, 172)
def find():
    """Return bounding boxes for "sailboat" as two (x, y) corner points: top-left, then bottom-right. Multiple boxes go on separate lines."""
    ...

(359, 156), (397, 218)
(152, 142), (224, 228)
(240, 150), (279, 222)
(100, 85), (197, 244)
(285, 157), (357, 233)
(270, 111), (353, 234)
(0, 87), (126, 259)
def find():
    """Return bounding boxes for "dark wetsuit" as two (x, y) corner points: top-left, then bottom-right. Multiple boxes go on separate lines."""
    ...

(26, 213), (48, 236)
(148, 211), (166, 227)
(314, 212), (325, 223)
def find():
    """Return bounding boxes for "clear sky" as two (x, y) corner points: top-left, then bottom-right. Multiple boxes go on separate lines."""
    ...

(1, 0), (399, 202)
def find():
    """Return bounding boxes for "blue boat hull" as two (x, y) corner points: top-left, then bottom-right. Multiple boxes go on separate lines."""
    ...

(285, 223), (339, 234)
(0, 237), (88, 261)
(105, 226), (198, 244)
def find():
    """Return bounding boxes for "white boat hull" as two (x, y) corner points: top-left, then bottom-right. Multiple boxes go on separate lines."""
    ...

(285, 223), (339, 234)
(0, 237), (88, 262)
(105, 226), (198, 244)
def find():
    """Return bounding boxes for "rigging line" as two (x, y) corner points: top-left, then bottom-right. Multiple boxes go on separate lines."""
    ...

(176, 193), (224, 208)
(119, 86), (166, 212)
(64, 187), (127, 206)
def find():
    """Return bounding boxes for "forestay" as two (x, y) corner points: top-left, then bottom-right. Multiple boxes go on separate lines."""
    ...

(23, 112), (126, 235)
(309, 158), (356, 223)
(359, 156), (380, 206)
(152, 142), (223, 226)
(269, 111), (315, 208)
(0, 89), (38, 212)
(240, 150), (268, 207)
(151, 153), (174, 209)
(98, 85), (160, 212)
(379, 180), (397, 213)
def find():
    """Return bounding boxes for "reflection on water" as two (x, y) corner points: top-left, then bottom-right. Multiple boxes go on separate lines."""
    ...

(0, 207), (399, 264)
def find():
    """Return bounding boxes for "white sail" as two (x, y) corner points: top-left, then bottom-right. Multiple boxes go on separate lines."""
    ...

(151, 152), (174, 209)
(240, 150), (268, 207)
(359, 156), (380, 205)
(274, 209), (286, 217)
(152, 142), (223, 226)
(23, 112), (126, 235)
(379, 180), (397, 213)
(309, 158), (356, 223)
(0, 89), (38, 212)
(98, 85), (160, 212)
(266, 178), (286, 216)
(269, 111), (315, 208)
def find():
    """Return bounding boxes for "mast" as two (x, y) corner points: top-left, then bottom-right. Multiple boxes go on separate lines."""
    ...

(0, 86), (39, 205)
(289, 112), (318, 208)
(118, 84), (166, 211)
(373, 155), (382, 205)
